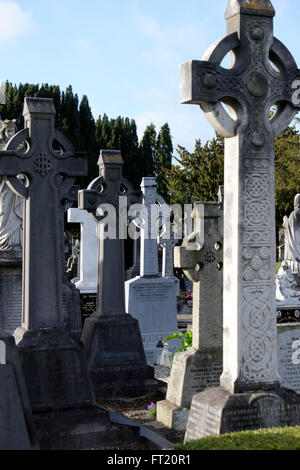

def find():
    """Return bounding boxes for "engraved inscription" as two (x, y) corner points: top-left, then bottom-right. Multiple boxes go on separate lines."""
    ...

(278, 327), (300, 394)
(134, 283), (173, 302)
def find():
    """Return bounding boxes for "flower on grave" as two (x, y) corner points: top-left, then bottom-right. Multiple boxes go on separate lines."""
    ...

(147, 402), (157, 418)
(179, 289), (193, 301)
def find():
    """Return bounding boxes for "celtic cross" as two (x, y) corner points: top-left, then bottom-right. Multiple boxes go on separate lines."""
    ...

(78, 150), (140, 317)
(0, 98), (87, 330)
(174, 202), (223, 350)
(180, 0), (300, 393)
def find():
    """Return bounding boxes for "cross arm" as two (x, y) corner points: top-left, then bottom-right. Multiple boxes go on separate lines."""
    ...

(180, 59), (242, 106)
(78, 189), (103, 213)
(174, 245), (197, 270)
(55, 151), (87, 177)
(0, 150), (30, 176)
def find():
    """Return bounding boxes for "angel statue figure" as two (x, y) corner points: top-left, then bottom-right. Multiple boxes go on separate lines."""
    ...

(283, 194), (300, 274)
(276, 260), (300, 304)
(0, 118), (23, 252)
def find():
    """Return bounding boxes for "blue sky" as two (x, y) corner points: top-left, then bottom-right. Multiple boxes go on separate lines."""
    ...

(0, 0), (298, 153)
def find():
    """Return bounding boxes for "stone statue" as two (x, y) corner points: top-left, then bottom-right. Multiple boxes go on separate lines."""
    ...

(0, 119), (17, 150)
(283, 194), (300, 273)
(276, 260), (300, 304)
(0, 118), (23, 252)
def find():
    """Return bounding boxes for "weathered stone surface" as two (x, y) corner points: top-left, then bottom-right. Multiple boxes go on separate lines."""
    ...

(79, 151), (158, 398)
(82, 314), (157, 398)
(0, 252), (22, 335)
(182, 0), (300, 438)
(185, 387), (300, 442)
(0, 332), (39, 450)
(33, 406), (140, 450)
(157, 201), (223, 431)
(0, 99), (146, 449)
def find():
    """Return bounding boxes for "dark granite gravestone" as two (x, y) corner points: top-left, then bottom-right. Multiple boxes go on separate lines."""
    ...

(0, 98), (141, 449)
(181, 0), (300, 441)
(0, 331), (39, 450)
(78, 150), (158, 398)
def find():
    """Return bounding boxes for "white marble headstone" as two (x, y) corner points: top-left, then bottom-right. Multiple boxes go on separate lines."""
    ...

(67, 208), (98, 293)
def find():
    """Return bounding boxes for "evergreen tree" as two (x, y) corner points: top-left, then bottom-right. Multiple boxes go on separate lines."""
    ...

(79, 95), (98, 187)
(167, 135), (224, 206)
(139, 123), (156, 179)
(155, 123), (173, 202)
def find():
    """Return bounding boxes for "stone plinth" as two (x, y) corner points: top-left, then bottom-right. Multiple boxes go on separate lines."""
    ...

(157, 347), (223, 431)
(0, 332), (39, 450)
(185, 387), (300, 442)
(81, 314), (158, 398)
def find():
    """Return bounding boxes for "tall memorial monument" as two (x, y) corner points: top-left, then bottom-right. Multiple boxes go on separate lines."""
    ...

(0, 98), (141, 449)
(181, 0), (300, 440)
(78, 152), (158, 398)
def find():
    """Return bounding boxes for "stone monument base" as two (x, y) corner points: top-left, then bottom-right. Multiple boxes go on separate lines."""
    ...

(0, 333), (39, 450)
(14, 326), (95, 411)
(82, 313), (160, 398)
(33, 406), (140, 450)
(157, 346), (223, 431)
(184, 387), (300, 443)
(13, 325), (147, 449)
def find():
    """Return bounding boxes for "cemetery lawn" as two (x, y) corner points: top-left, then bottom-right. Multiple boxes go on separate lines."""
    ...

(175, 426), (300, 450)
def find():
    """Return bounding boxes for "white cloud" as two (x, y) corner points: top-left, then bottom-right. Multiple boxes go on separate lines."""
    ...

(0, 1), (36, 43)
(134, 13), (205, 68)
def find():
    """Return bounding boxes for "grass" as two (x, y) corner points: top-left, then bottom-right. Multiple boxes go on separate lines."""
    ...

(175, 426), (300, 450)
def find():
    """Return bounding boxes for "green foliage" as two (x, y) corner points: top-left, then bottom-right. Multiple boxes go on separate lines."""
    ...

(155, 123), (173, 203)
(139, 123), (156, 179)
(164, 331), (193, 353)
(175, 426), (300, 450)
(147, 402), (157, 418)
(167, 135), (224, 206)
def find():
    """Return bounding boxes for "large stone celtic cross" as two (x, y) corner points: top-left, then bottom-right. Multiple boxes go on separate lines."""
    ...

(180, 0), (300, 393)
(0, 98), (87, 330)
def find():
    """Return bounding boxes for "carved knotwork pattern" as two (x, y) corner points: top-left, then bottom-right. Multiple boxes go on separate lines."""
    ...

(241, 285), (277, 382)
(242, 246), (271, 282)
(34, 153), (52, 176)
